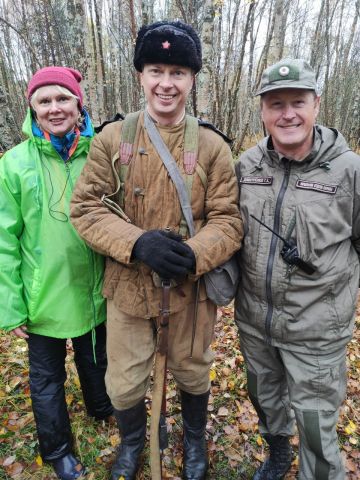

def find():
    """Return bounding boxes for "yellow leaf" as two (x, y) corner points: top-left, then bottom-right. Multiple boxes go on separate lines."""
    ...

(344, 421), (356, 435)
(36, 455), (43, 466)
(256, 435), (263, 446)
(209, 369), (216, 381)
(66, 394), (73, 405)
(110, 434), (120, 447)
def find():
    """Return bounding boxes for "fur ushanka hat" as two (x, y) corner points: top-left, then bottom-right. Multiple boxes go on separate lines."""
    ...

(133, 20), (202, 73)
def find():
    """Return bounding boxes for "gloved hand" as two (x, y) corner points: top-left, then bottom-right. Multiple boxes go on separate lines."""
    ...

(132, 230), (196, 280)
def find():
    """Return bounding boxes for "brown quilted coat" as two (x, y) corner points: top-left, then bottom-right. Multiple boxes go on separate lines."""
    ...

(70, 112), (243, 318)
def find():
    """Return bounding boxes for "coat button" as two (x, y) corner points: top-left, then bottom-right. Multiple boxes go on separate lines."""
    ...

(134, 187), (145, 196)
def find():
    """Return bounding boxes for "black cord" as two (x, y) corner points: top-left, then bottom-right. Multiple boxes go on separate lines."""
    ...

(39, 141), (70, 222)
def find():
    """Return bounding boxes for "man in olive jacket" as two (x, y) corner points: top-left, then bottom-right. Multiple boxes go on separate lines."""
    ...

(71, 21), (242, 480)
(235, 58), (360, 480)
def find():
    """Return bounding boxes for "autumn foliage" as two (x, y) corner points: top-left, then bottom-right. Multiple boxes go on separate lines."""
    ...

(0, 305), (359, 479)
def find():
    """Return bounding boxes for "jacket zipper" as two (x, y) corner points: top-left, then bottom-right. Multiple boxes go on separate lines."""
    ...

(264, 160), (291, 343)
(66, 159), (98, 359)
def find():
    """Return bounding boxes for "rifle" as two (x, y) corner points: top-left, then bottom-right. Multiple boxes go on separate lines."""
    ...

(150, 279), (171, 479)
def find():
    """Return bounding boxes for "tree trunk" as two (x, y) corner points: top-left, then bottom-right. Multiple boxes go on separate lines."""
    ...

(196, 0), (215, 120)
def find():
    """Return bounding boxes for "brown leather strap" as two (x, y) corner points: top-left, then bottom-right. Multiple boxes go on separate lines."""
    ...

(157, 282), (171, 355)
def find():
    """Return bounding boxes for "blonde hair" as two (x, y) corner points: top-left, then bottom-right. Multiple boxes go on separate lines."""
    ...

(29, 85), (79, 108)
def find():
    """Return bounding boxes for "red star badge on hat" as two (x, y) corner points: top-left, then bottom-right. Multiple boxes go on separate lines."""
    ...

(162, 40), (171, 50)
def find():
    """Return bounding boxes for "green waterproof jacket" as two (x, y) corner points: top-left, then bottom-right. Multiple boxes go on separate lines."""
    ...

(235, 125), (360, 353)
(0, 109), (106, 338)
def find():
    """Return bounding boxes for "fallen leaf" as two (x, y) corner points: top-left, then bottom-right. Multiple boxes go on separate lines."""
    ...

(344, 421), (356, 435)
(217, 406), (229, 416)
(110, 434), (120, 447)
(5, 461), (24, 476)
(9, 377), (22, 390)
(3, 455), (16, 466)
(209, 369), (216, 381)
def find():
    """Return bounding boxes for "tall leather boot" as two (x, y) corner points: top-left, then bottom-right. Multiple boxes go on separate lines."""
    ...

(253, 434), (292, 480)
(110, 399), (147, 480)
(180, 390), (209, 480)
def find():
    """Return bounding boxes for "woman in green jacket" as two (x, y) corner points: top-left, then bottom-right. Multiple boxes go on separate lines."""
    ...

(0, 67), (112, 479)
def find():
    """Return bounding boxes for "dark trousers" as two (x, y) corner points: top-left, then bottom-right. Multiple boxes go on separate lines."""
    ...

(27, 323), (113, 461)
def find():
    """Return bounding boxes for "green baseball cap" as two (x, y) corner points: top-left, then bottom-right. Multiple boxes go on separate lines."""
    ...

(256, 58), (320, 96)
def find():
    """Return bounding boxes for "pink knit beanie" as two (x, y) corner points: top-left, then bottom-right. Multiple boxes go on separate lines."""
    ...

(27, 66), (84, 108)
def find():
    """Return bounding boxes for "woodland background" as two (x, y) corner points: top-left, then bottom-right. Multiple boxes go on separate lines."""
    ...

(0, 0), (360, 478)
(0, 0), (360, 155)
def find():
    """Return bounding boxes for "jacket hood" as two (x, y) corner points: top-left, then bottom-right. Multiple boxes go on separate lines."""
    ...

(256, 125), (351, 169)
(22, 108), (36, 139)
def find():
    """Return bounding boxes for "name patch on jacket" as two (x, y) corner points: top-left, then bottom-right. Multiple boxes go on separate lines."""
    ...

(295, 180), (338, 194)
(239, 176), (273, 185)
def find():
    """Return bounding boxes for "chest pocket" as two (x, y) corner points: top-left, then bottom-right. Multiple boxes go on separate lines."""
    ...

(294, 187), (352, 264)
(239, 184), (268, 267)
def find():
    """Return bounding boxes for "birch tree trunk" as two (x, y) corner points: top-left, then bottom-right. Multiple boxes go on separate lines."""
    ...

(0, 0), (359, 148)
(196, 0), (215, 120)
(0, 86), (16, 150)
(267, 0), (289, 64)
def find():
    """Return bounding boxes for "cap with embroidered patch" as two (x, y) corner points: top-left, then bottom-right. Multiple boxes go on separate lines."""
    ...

(133, 20), (202, 73)
(256, 58), (319, 96)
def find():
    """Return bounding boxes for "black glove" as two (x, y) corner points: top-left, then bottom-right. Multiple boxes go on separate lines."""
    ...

(132, 230), (196, 280)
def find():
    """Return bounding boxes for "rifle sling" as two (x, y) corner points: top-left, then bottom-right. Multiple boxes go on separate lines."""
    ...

(143, 110), (196, 237)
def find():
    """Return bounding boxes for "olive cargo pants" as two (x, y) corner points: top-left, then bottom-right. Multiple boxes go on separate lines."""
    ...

(105, 298), (217, 410)
(239, 332), (347, 480)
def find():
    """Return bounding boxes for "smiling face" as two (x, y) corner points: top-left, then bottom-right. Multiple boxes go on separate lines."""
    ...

(31, 85), (79, 137)
(140, 63), (194, 126)
(261, 88), (320, 160)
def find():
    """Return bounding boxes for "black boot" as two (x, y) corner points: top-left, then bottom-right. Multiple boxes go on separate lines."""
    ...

(253, 434), (292, 480)
(110, 399), (147, 480)
(181, 390), (209, 480)
(51, 453), (87, 480)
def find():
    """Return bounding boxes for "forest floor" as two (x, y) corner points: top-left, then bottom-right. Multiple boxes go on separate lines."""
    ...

(0, 305), (359, 479)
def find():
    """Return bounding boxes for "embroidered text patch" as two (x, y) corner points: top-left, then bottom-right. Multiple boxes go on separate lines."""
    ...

(295, 180), (338, 194)
(239, 176), (273, 185)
